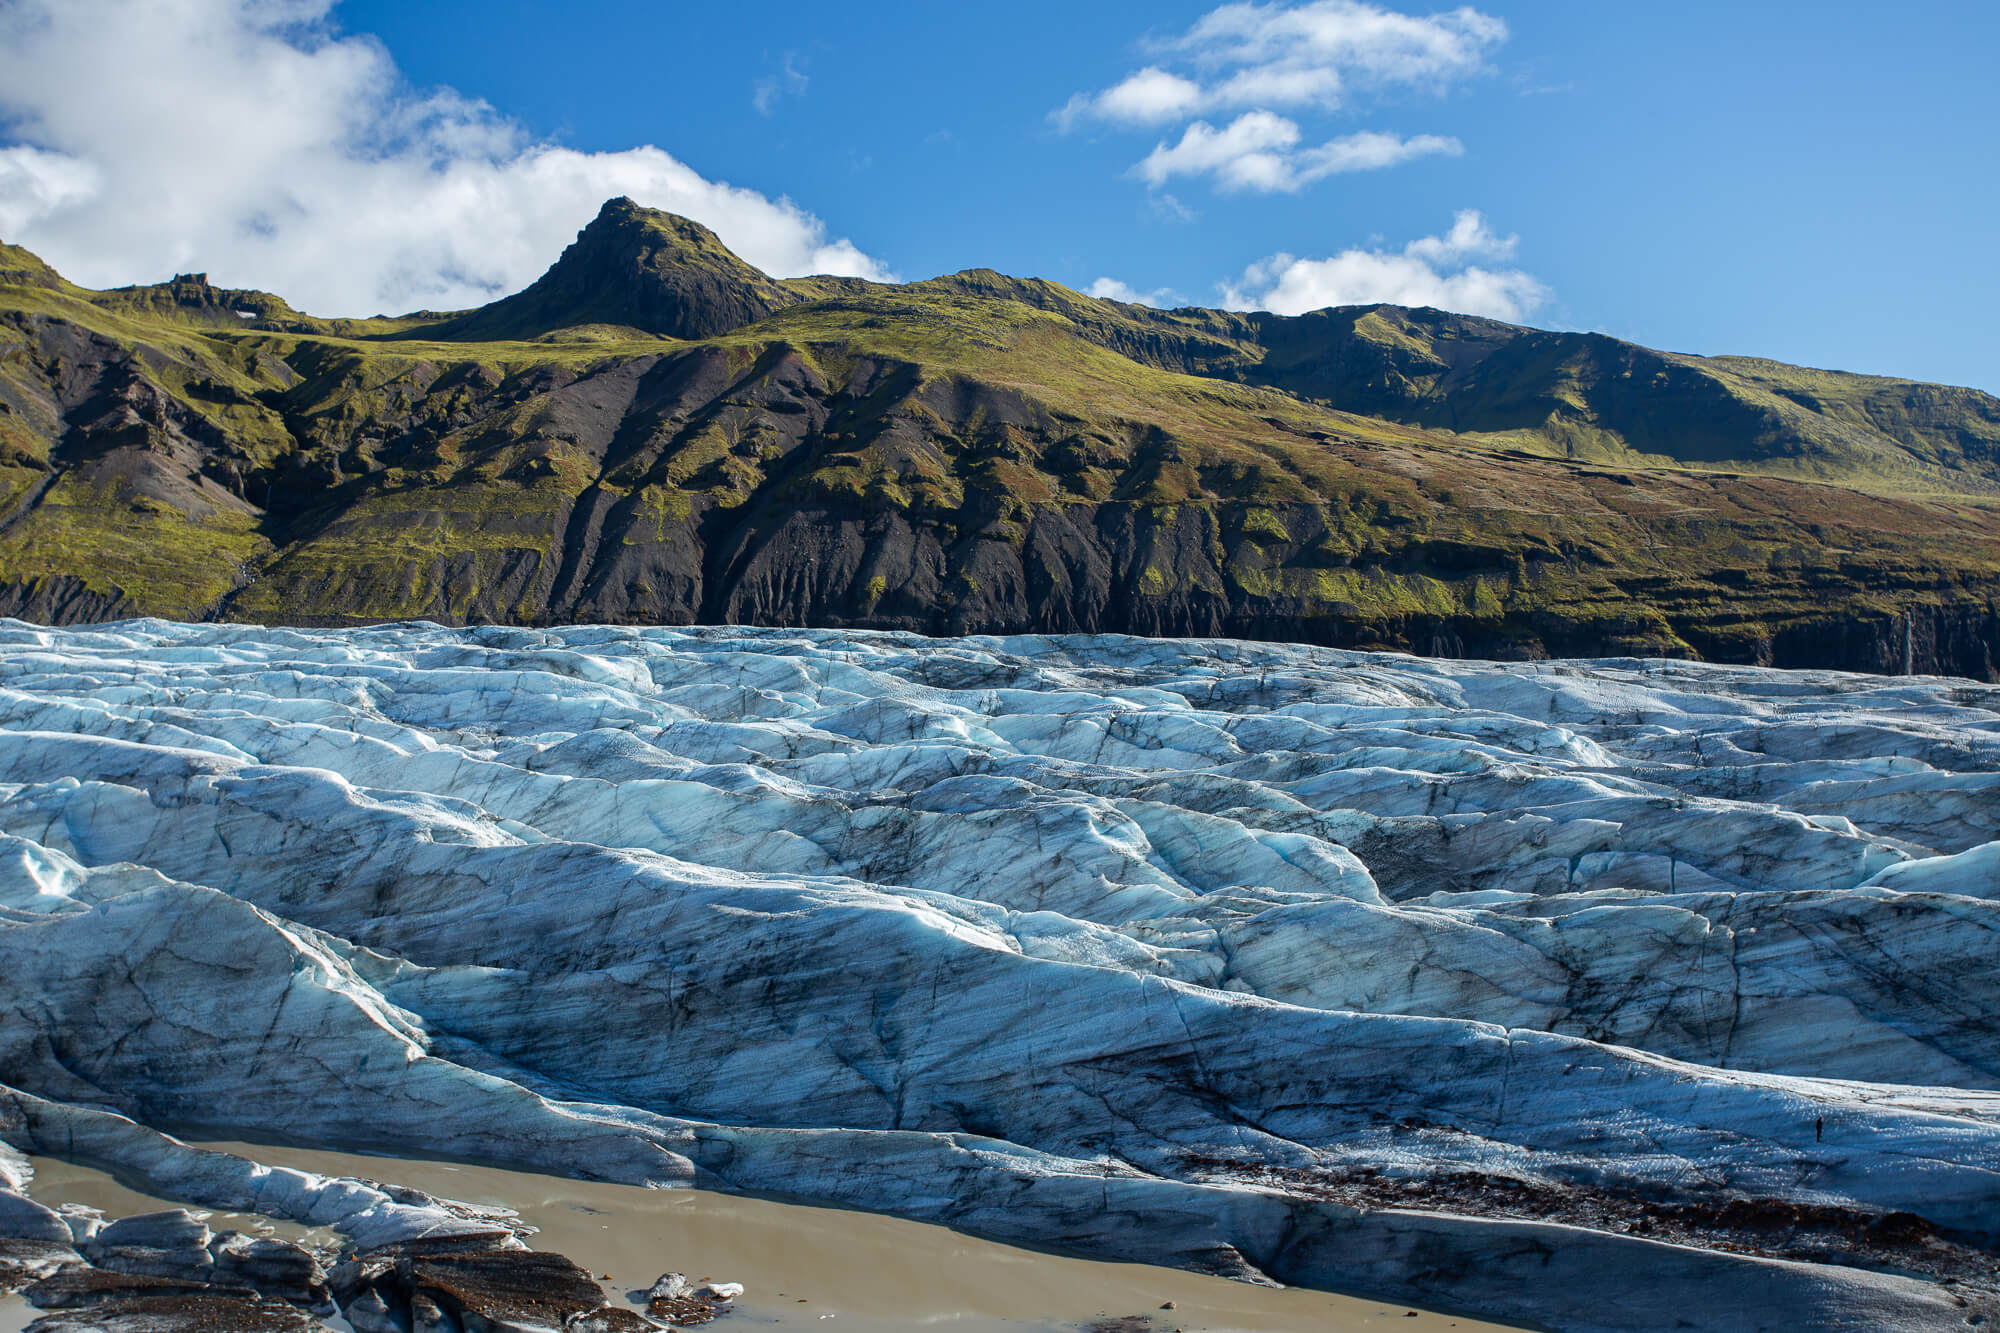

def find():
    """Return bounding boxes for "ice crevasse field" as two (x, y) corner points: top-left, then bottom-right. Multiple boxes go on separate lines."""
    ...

(1, 618), (1998, 1332)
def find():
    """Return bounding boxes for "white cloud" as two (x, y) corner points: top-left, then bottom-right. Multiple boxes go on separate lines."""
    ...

(1401, 206), (1515, 263)
(1222, 210), (1548, 321)
(1086, 277), (1179, 308)
(1172, 1), (1507, 83)
(1057, 0), (1504, 127)
(0, 0), (889, 316)
(1133, 111), (1300, 191)
(1055, 67), (1204, 130)
(1134, 114), (1459, 191)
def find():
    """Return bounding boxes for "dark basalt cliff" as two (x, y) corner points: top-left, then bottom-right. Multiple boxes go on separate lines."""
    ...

(3, 201), (1999, 677)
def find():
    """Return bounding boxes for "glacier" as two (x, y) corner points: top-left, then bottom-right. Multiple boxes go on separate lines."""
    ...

(0, 618), (1997, 1331)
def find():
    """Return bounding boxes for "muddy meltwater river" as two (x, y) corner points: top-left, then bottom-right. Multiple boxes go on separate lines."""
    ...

(1, 1141), (1532, 1333)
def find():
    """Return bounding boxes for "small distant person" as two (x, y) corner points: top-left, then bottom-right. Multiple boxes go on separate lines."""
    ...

(1815, 1116), (1823, 1142)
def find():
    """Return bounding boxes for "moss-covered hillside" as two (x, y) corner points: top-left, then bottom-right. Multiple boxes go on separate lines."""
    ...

(4, 197), (1999, 677)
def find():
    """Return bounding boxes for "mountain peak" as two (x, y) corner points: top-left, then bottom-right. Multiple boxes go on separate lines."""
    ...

(431, 198), (800, 342)
(587, 196), (723, 254)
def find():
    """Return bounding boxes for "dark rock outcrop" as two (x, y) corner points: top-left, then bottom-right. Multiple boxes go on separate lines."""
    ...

(331, 1241), (659, 1333)
(24, 1260), (331, 1330)
(427, 198), (801, 341)
(23, 1268), (329, 1333)
(25, 1267), (226, 1308)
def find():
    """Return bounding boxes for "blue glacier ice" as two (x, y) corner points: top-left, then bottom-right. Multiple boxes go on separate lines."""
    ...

(1, 619), (1998, 1331)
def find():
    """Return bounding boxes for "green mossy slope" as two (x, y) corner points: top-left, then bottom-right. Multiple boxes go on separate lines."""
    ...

(4, 201), (2000, 677)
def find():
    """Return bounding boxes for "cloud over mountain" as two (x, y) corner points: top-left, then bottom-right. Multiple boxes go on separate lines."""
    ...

(1223, 209), (1549, 319)
(0, 0), (888, 316)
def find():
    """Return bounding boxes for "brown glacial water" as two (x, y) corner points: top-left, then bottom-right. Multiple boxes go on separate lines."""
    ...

(3, 1142), (1534, 1333)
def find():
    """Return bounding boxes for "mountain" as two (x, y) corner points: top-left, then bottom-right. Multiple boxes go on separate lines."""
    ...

(2, 199), (1998, 676)
(1239, 305), (2000, 493)
(425, 197), (802, 341)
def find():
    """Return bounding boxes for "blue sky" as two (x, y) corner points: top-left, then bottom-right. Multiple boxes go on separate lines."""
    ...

(1, 1), (1995, 391)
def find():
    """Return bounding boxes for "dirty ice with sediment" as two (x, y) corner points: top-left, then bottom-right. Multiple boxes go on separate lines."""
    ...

(1, 619), (1998, 1332)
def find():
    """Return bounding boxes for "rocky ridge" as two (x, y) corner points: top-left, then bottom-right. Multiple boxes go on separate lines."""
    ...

(2, 201), (1999, 674)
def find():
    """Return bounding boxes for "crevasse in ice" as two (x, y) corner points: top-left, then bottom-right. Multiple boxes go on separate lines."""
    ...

(2, 619), (1997, 1330)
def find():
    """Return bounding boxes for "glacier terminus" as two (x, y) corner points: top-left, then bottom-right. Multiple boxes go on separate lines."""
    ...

(0, 619), (1997, 1331)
